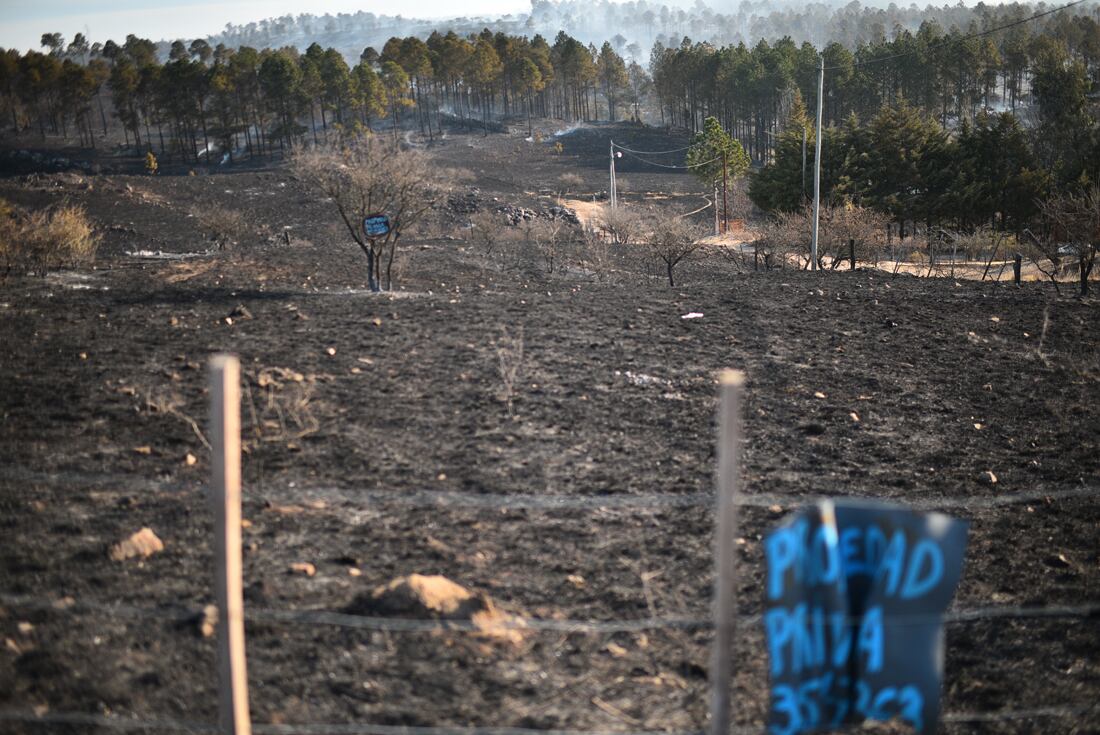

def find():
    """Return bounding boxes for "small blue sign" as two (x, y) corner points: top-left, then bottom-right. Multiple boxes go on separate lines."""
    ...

(763, 500), (968, 735)
(363, 214), (391, 238)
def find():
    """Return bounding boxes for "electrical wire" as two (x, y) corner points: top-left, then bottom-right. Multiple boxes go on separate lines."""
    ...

(615, 148), (722, 170)
(826, 0), (1093, 71)
(611, 142), (692, 155)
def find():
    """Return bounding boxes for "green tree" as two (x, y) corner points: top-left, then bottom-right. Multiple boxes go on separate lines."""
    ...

(687, 116), (750, 230)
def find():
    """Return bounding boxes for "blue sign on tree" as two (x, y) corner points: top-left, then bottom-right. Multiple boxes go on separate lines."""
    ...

(763, 500), (968, 735)
(363, 213), (391, 239)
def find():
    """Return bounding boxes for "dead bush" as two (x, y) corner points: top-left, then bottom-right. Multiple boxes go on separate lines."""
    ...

(495, 327), (524, 418)
(579, 224), (616, 282)
(599, 207), (641, 245)
(242, 367), (320, 448)
(195, 205), (248, 250)
(0, 199), (99, 278)
(819, 203), (890, 269)
(557, 173), (583, 200)
(469, 210), (510, 256)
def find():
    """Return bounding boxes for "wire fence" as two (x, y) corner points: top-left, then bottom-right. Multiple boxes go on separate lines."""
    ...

(4, 471), (1099, 731)
(7, 465), (1097, 513)
(2, 590), (1097, 636)
(4, 702), (1099, 734)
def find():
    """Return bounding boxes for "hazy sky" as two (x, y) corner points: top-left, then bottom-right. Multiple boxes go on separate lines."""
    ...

(0, 0), (529, 52)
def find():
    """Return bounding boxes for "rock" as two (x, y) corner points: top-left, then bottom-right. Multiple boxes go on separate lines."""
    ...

(604, 642), (628, 658)
(199, 605), (218, 637)
(290, 562), (316, 576)
(1044, 553), (1072, 569)
(346, 574), (525, 644)
(109, 528), (164, 561)
(978, 470), (998, 485)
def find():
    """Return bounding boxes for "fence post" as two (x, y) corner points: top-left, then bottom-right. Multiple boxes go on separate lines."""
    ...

(849, 239), (856, 270)
(1014, 254), (1022, 286)
(710, 370), (745, 735)
(210, 354), (252, 735)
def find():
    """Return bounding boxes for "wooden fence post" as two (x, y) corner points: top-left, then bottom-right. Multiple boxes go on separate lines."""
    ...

(210, 354), (252, 735)
(710, 370), (745, 735)
(1014, 254), (1022, 286)
(849, 239), (856, 270)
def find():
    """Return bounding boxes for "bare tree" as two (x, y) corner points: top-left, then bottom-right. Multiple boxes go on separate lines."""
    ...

(1038, 186), (1100, 297)
(646, 216), (707, 286)
(290, 138), (455, 291)
(531, 218), (565, 273)
(469, 209), (508, 256)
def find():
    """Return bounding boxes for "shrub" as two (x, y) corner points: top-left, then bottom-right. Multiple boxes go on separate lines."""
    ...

(599, 207), (641, 245)
(0, 199), (100, 277)
(195, 205), (248, 250)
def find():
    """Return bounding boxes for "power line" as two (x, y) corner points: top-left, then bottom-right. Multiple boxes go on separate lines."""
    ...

(611, 142), (692, 155)
(614, 148), (721, 170)
(826, 0), (1093, 71)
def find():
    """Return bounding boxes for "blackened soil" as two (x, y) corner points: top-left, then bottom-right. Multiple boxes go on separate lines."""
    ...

(1, 124), (1098, 734)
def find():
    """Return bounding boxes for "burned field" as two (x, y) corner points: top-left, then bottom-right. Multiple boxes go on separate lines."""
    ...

(1, 124), (1099, 734)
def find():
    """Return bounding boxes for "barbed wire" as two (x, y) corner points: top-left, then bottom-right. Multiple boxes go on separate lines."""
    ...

(2, 591), (1097, 635)
(5, 466), (1098, 514)
(268, 484), (1100, 512)
(3, 702), (1098, 734)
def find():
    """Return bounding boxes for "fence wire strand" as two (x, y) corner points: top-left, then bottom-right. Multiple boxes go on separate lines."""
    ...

(2, 592), (1097, 635)
(3, 704), (1098, 734)
(5, 466), (1098, 513)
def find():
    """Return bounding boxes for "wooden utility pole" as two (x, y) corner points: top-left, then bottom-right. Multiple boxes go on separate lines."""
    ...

(811, 55), (824, 272)
(709, 370), (745, 735)
(210, 355), (252, 735)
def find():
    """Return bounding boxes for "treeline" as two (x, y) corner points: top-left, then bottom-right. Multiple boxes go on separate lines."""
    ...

(0, 30), (647, 162)
(749, 101), (1053, 235)
(208, 2), (1099, 74)
(650, 5), (1100, 163)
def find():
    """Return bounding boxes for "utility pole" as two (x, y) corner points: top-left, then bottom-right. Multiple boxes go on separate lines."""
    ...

(609, 140), (617, 210)
(810, 55), (824, 272)
(721, 150), (729, 235)
(801, 126), (807, 201)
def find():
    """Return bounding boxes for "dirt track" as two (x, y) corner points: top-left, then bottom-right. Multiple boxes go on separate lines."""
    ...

(1, 123), (1099, 734)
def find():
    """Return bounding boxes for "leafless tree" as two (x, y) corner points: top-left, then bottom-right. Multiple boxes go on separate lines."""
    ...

(469, 210), (509, 256)
(599, 206), (640, 245)
(1038, 186), (1100, 297)
(531, 218), (565, 274)
(646, 216), (707, 286)
(290, 137), (456, 291)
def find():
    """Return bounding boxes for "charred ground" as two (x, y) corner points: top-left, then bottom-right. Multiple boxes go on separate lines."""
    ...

(0, 123), (1098, 734)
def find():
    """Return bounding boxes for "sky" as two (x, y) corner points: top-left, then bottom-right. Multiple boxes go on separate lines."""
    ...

(0, 0), (529, 52)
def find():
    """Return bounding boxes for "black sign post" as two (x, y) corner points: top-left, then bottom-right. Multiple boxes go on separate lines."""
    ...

(763, 500), (968, 735)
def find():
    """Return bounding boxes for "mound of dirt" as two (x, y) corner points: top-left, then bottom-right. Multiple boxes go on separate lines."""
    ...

(347, 574), (526, 644)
